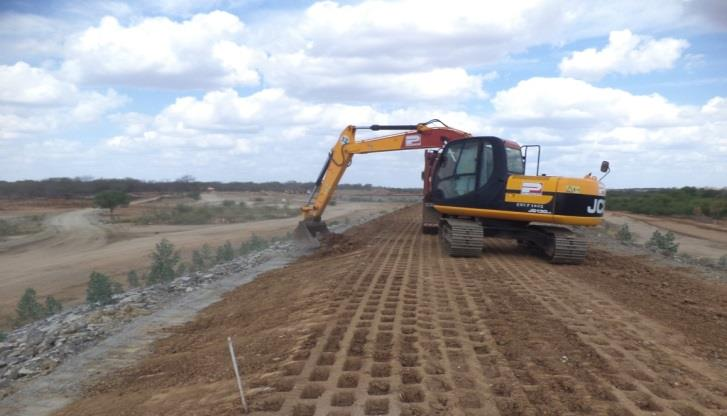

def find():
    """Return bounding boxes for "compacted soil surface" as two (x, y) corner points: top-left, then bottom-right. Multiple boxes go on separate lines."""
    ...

(55, 206), (727, 416)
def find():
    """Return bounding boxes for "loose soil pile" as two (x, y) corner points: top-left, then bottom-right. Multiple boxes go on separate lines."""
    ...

(56, 207), (727, 415)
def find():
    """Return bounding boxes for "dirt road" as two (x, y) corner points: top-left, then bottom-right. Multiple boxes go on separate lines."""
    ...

(0, 201), (403, 322)
(53, 206), (727, 415)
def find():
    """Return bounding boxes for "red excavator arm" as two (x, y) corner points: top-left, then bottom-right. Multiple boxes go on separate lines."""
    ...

(296, 120), (470, 241)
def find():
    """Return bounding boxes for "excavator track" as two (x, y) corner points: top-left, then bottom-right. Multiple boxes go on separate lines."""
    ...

(440, 218), (483, 257)
(540, 226), (588, 264)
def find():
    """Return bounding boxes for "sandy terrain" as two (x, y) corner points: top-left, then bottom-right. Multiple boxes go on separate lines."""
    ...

(605, 212), (727, 259)
(0, 194), (405, 323)
(54, 206), (727, 415)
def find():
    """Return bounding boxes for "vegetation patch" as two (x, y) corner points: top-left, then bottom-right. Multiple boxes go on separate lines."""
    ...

(132, 202), (298, 225)
(607, 187), (727, 219)
(15, 288), (63, 325)
(0, 215), (44, 238)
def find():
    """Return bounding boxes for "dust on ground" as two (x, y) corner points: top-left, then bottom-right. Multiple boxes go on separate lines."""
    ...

(54, 206), (727, 416)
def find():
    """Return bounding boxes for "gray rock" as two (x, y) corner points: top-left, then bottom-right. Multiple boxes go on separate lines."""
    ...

(17, 367), (37, 377)
(0, 240), (297, 395)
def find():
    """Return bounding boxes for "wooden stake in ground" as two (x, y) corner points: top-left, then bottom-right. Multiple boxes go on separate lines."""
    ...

(227, 336), (248, 413)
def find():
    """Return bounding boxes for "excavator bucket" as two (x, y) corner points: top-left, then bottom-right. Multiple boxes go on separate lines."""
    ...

(293, 219), (330, 249)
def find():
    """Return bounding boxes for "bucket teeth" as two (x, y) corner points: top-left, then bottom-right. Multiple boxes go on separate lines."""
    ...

(294, 220), (329, 249)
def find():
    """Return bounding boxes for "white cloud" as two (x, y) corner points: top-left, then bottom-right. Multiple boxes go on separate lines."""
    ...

(264, 54), (491, 103)
(0, 62), (77, 105)
(490, 77), (726, 186)
(72, 89), (129, 122)
(100, 88), (496, 184)
(0, 62), (127, 139)
(492, 77), (685, 127)
(62, 11), (263, 88)
(559, 30), (689, 81)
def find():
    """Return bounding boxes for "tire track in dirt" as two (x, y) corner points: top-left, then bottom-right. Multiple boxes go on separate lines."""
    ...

(269, 216), (418, 415)
(486, 240), (727, 415)
(248, 208), (727, 416)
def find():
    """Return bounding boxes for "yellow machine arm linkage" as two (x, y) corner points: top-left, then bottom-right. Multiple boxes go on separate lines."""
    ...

(300, 121), (470, 224)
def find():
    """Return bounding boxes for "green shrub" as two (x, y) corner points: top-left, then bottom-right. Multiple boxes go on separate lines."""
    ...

(222, 200), (235, 207)
(0, 331), (6, 342)
(86, 271), (115, 306)
(192, 250), (205, 271)
(239, 234), (268, 255)
(718, 255), (727, 269)
(216, 241), (235, 262)
(127, 270), (140, 288)
(16, 288), (46, 325)
(45, 296), (62, 315)
(176, 262), (188, 277)
(645, 230), (679, 256)
(147, 239), (180, 284)
(93, 190), (131, 214)
(615, 224), (633, 243)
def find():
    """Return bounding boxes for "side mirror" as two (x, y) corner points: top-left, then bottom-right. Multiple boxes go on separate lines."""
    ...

(600, 161), (610, 173)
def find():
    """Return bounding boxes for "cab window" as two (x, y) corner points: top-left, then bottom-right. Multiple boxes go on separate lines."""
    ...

(479, 143), (494, 186)
(435, 141), (479, 198)
(506, 147), (524, 174)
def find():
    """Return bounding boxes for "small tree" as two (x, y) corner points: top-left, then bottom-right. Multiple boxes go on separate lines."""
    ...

(86, 271), (114, 306)
(0, 331), (6, 342)
(93, 190), (131, 214)
(616, 224), (633, 243)
(16, 288), (46, 325)
(200, 243), (213, 266)
(148, 239), (180, 284)
(239, 234), (268, 255)
(192, 249), (205, 271)
(176, 262), (188, 277)
(45, 296), (62, 315)
(646, 230), (679, 256)
(718, 255), (727, 269)
(127, 270), (140, 288)
(216, 241), (235, 262)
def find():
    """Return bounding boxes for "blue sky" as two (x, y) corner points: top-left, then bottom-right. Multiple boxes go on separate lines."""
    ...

(1, 0), (726, 188)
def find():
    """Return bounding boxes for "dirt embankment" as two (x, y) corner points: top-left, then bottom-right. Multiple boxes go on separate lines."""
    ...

(56, 206), (727, 416)
(0, 198), (404, 324)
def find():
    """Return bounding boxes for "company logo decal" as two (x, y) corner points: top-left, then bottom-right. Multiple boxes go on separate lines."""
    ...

(565, 185), (581, 193)
(521, 182), (543, 195)
(587, 199), (606, 214)
(404, 134), (421, 147)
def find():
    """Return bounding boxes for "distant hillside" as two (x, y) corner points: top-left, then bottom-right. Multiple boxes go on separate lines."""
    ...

(607, 187), (727, 219)
(0, 177), (420, 199)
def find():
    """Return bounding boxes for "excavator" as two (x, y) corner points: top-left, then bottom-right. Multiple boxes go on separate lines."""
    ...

(296, 120), (609, 264)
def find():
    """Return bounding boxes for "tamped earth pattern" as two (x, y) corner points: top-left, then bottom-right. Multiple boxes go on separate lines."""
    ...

(56, 206), (727, 416)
